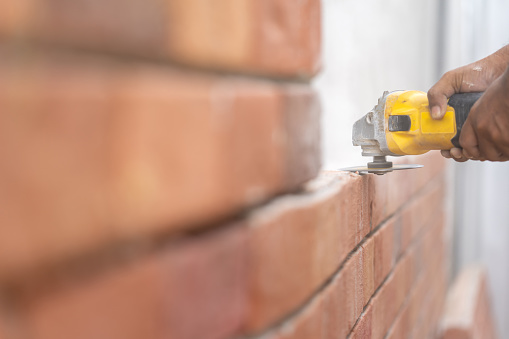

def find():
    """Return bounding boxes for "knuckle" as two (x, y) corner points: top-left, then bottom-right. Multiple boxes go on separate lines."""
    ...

(490, 128), (503, 143)
(500, 131), (509, 145)
(443, 70), (459, 84)
(442, 70), (454, 79)
(427, 88), (440, 101)
(476, 119), (490, 133)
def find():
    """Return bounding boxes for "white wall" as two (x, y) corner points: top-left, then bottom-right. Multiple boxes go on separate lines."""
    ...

(315, 0), (441, 169)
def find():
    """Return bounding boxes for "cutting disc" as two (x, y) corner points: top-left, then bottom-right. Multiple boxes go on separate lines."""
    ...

(339, 164), (423, 175)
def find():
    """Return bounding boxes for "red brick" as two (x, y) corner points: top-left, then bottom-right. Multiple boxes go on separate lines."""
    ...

(370, 250), (416, 339)
(0, 0), (33, 35)
(386, 247), (445, 339)
(413, 270), (447, 339)
(418, 214), (447, 280)
(21, 225), (247, 339)
(440, 266), (498, 339)
(0, 0), (321, 78)
(369, 151), (446, 228)
(0, 304), (24, 339)
(410, 219), (448, 338)
(373, 220), (395, 288)
(259, 237), (374, 339)
(361, 238), (376, 306)
(370, 173), (388, 228)
(246, 173), (372, 332)
(273, 295), (324, 339)
(386, 276), (422, 339)
(352, 247), (419, 339)
(400, 177), (445, 253)
(245, 160), (447, 337)
(168, 0), (322, 76)
(249, 0), (322, 77)
(321, 242), (374, 338)
(350, 305), (373, 339)
(0, 52), (320, 279)
(282, 85), (322, 188)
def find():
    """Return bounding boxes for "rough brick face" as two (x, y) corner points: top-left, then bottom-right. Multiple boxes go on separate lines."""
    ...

(440, 266), (498, 339)
(245, 173), (372, 333)
(21, 226), (248, 339)
(0, 0), (321, 78)
(0, 51), (320, 280)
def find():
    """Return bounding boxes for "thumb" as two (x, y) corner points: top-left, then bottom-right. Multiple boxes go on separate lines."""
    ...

(427, 73), (458, 120)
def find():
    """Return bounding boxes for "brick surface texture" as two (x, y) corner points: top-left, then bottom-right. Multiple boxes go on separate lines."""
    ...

(439, 266), (498, 339)
(0, 1), (498, 339)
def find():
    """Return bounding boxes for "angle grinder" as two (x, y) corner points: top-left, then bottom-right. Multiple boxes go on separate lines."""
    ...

(340, 90), (482, 175)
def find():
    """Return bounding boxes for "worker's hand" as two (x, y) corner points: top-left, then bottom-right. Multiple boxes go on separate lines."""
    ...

(427, 46), (509, 161)
(458, 71), (509, 161)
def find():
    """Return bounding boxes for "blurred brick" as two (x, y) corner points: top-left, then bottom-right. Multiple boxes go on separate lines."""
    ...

(168, 0), (322, 76)
(0, 304), (23, 339)
(246, 172), (372, 332)
(282, 85), (321, 188)
(249, 0), (322, 77)
(410, 216), (448, 338)
(0, 52), (320, 279)
(36, 0), (166, 57)
(0, 0), (33, 35)
(22, 225), (247, 339)
(440, 266), (498, 339)
(386, 275), (424, 339)
(273, 296), (324, 339)
(414, 267), (447, 338)
(0, 0), (321, 78)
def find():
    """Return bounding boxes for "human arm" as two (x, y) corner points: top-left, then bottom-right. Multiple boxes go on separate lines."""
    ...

(427, 46), (509, 161)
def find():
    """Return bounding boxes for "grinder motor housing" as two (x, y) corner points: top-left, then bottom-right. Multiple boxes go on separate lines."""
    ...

(352, 90), (483, 158)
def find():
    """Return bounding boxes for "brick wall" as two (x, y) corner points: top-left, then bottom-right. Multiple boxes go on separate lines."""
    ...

(0, 1), (457, 339)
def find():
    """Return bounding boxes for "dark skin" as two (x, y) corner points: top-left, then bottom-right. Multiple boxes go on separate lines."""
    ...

(427, 46), (509, 162)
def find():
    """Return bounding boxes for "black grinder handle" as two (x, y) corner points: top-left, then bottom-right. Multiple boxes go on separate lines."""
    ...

(448, 92), (483, 148)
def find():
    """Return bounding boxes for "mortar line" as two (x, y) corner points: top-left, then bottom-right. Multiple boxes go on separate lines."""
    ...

(0, 171), (445, 331)
(241, 172), (446, 339)
(0, 39), (312, 85)
(346, 205), (441, 339)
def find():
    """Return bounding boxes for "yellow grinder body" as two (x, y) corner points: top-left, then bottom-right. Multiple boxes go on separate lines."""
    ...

(352, 90), (483, 157)
(385, 90), (456, 155)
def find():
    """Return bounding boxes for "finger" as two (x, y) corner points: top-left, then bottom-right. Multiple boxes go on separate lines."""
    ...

(499, 143), (509, 160)
(491, 117), (509, 160)
(478, 140), (506, 161)
(450, 148), (468, 161)
(450, 148), (463, 159)
(441, 150), (452, 158)
(462, 149), (476, 160)
(459, 119), (481, 158)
